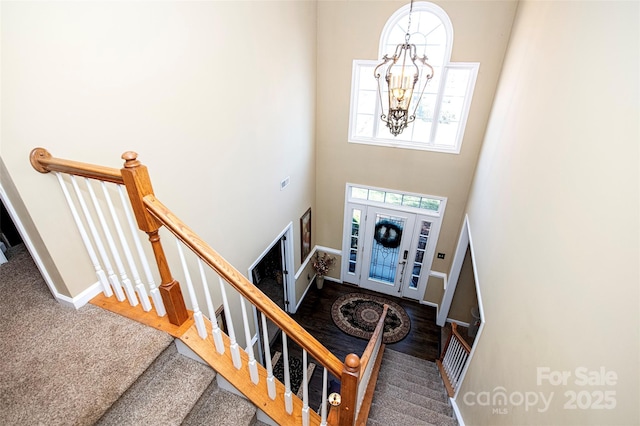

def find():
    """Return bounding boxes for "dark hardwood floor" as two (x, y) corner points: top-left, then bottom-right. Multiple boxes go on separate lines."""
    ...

(265, 279), (442, 409)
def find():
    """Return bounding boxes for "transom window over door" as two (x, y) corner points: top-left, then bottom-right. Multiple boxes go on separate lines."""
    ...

(341, 184), (445, 300)
(349, 2), (479, 154)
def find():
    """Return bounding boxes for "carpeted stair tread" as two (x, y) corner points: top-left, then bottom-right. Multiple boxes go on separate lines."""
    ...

(374, 382), (453, 417)
(0, 245), (176, 426)
(370, 389), (456, 425)
(377, 367), (446, 393)
(181, 380), (258, 426)
(96, 342), (216, 425)
(383, 348), (440, 372)
(381, 357), (443, 382)
(368, 349), (456, 426)
(370, 397), (456, 426)
(378, 372), (449, 404)
(368, 402), (437, 426)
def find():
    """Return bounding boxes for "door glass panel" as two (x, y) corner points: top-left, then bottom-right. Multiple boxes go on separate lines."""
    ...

(410, 221), (431, 289)
(348, 209), (361, 274)
(369, 214), (404, 285)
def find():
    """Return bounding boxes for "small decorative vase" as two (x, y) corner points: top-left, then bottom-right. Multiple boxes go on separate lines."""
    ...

(316, 276), (325, 290)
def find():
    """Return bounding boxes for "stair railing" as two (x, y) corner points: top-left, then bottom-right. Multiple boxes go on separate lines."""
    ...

(352, 305), (387, 425)
(436, 322), (472, 397)
(30, 148), (387, 426)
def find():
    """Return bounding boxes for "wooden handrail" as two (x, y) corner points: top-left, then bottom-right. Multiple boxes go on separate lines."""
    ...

(449, 323), (472, 354)
(30, 147), (124, 184)
(337, 304), (386, 426)
(31, 148), (387, 425)
(358, 304), (388, 371)
(352, 304), (388, 426)
(143, 194), (345, 379)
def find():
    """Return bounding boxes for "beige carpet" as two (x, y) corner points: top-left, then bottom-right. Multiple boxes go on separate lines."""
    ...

(0, 244), (174, 425)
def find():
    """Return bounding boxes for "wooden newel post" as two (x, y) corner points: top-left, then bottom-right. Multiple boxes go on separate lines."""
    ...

(339, 353), (361, 426)
(120, 152), (189, 326)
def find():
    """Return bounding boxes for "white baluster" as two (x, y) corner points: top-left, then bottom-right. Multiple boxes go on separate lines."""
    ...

(240, 296), (259, 384)
(452, 341), (464, 386)
(176, 242), (207, 339)
(117, 186), (165, 316)
(282, 332), (293, 414)
(55, 173), (112, 297)
(302, 349), (309, 426)
(101, 182), (151, 311)
(70, 176), (125, 301)
(320, 367), (328, 426)
(444, 339), (457, 379)
(219, 277), (242, 369)
(443, 344), (453, 379)
(454, 352), (469, 388)
(261, 312), (277, 400)
(84, 178), (138, 306)
(198, 259), (224, 354)
(453, 348), (468, 389)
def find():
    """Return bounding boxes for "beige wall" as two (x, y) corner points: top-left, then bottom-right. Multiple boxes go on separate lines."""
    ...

(461, 1), (639, 424)
(315, 1), (517, 303)
(1, 1), (317, 313)
(448, 247), (477, 324)
(0, 158), (67, 295)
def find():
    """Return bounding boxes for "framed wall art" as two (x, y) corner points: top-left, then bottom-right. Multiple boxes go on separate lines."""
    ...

(300, 207), (311, 262)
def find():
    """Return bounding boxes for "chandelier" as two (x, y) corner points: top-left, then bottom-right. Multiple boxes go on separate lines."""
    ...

(374, 0), (434, 137)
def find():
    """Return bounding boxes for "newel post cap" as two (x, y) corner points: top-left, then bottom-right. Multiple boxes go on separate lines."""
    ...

(345, 353), (361, 372)
(121, 151), (141, 168)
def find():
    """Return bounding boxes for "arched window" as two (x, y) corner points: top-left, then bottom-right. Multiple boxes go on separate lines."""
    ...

(349, 2), (478, 154)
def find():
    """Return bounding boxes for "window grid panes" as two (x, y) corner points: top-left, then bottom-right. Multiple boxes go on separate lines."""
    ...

(349, 2), (479, 154)
(348, 209), (361, 274)
(410, 221), (431, 289)
(350, 186), (442, 213)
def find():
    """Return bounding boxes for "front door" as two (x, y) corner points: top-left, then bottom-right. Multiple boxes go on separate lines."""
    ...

(341, 184), (446, 301)
(359, 207), (415, 296)
(343, 205), (441, 300)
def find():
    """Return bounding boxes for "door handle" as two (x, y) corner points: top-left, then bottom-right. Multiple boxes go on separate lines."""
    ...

(398, 259), (407, 293)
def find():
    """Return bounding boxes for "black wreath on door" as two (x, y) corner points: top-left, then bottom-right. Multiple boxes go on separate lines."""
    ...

(374, 220), (403, 249)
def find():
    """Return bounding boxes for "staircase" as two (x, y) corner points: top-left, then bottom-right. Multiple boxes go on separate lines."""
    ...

(23, 149), (456, 426)
(2, 241), (456, 426)
(94, 340), (265, 426)
(96, 339), (268, 426)
(0, 244), (267, 426)
(368, 349), (457, 426)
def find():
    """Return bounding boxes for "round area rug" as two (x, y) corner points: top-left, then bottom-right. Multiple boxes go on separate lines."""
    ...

(331, 293), (410, 344)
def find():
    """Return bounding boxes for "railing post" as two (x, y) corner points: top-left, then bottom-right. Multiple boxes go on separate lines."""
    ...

(120, 152), (188, 326)
(339, 353), (360, 426)
(440, 322), (455, 362)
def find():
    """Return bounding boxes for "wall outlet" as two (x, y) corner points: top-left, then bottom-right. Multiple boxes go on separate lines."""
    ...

(437, 252), (445, 259)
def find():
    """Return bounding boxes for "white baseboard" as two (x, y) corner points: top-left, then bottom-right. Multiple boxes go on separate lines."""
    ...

(420, 300), (438, 308)
(446, 318), (471, 328)
(295, 281), (314, 312)
(450, 397), (465, 426)
(56, 281), (103, 309)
